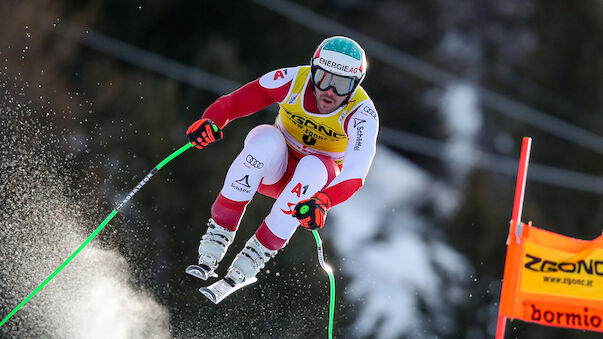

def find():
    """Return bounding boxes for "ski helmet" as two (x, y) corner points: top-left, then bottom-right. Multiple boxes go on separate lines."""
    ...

(310, 36), (367, 95)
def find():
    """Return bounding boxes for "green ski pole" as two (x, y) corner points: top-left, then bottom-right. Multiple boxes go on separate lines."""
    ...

(0, 142), (194, 328)
(312, 230), (336, 339)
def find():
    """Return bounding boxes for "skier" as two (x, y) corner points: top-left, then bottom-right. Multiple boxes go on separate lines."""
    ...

(185, 36), (379, 300)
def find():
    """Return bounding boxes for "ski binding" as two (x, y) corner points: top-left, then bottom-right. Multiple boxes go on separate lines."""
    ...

(185, 264), (217, 280)
(199, 277), (257, 304)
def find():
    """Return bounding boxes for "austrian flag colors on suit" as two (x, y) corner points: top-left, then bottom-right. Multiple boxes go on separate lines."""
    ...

(185, 37), (378, 312)
(207, 63), (379, 209)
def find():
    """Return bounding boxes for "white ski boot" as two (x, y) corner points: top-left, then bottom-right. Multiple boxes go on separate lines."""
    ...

(225, 235), (278, 285)
(199, 235), (277, 304)
(185, 218), (236, 280)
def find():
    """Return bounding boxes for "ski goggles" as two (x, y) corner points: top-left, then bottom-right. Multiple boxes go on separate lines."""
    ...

(311, 67), (358, 96)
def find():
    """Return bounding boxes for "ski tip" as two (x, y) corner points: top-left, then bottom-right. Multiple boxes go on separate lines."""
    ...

(185, 265), (217, 280)
(199, 287), (219, 304)
(247, 277), (258, 285)
(198, 277), (258, 304)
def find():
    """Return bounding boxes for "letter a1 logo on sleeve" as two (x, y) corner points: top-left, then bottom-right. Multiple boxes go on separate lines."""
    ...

(273, 69), (287, 80)
(291, 182), (309, 197)
(260, 68), (294, 89)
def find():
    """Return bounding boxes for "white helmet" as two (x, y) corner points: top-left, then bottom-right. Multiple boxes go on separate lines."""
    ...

(311, 36), (366, 80)
(310, 36), (367, 96)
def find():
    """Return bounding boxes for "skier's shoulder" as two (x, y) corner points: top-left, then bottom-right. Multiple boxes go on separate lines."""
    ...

(259, 66), (301, 90)
(356, 98), (379, 122)
(345, 88), (379, 125)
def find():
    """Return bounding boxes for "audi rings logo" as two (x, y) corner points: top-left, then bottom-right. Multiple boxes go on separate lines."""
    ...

(246, 155), (264, 169)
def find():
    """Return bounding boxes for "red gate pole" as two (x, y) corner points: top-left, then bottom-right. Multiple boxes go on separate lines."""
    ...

(495, 137), (532, 339)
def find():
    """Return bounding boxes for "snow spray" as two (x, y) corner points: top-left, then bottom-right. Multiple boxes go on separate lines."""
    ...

(0, 80), (171, 337)
(0, 143), (192, 328)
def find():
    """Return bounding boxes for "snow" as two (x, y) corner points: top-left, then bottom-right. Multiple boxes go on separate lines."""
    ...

(440, 82), (483, 182)
(58, 247), (171, 338)
(0, 82), (171, 338)
(331, 148), (472, 338)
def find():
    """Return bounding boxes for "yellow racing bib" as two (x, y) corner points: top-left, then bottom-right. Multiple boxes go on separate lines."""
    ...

(275, 66), (369, 163)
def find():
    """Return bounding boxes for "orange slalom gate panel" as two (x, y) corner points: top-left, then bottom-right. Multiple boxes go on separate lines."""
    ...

(500, 223), (603, 332)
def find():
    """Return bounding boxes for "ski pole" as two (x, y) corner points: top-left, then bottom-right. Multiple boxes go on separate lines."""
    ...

(312, 230), (335, 339)
(0, 142), (194, 328)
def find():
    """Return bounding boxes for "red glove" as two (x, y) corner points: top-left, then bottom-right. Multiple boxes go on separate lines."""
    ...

(186, 118), (223, 149)
(293, 191), (332, 230)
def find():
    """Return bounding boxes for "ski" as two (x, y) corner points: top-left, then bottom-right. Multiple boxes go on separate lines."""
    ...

(185, 264), (217, 280)
(199, 277), (257, 304)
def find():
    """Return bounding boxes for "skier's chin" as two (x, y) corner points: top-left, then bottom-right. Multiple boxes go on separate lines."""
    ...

(317, 105), (328, 114)
(318, 100), (337, 114)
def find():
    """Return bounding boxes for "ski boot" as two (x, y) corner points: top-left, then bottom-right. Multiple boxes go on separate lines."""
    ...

(225, 234), (277, 285)
(185, 218), (236, 280)
(199, 235), (277, 304)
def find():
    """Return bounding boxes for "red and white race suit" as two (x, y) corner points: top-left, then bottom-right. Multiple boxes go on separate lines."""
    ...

(201, 66), (378, 250)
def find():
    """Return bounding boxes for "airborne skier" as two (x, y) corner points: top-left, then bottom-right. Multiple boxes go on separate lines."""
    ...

(185, 36), (379, 302)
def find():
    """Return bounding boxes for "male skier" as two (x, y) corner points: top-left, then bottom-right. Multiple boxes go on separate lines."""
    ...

(185, 36), (379, 294)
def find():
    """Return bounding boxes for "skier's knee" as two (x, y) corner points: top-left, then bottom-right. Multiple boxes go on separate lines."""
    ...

(297, 155), (340, 186)
(244, 125), (286, 151)
(240, 125), (287, 176)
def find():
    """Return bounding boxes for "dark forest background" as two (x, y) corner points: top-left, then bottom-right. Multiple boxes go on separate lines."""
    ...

(1, 1), (601, 338)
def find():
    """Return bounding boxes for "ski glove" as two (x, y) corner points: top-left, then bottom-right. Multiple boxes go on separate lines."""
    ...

(186, 118), (223, 149)
(293, 191), (332, 231)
